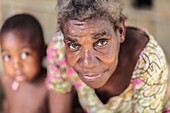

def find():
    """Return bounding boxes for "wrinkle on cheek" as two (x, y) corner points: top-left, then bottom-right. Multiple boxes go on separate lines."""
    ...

(66, 51), (79, 67)
(101, 50), (118, 64)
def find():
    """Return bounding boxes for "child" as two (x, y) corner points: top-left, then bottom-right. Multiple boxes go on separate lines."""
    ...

(0, 14), (48, 113)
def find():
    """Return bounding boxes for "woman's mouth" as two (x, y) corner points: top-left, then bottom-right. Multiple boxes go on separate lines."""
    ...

(82, 74), (102, 81)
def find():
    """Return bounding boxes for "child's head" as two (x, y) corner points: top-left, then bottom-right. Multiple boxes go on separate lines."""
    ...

(0, 13), (46, 83)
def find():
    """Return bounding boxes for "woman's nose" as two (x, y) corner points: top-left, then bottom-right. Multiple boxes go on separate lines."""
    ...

(78, 49), (99, 69)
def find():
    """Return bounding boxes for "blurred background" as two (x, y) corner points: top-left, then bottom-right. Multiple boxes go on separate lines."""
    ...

(0, 0), (170, 73)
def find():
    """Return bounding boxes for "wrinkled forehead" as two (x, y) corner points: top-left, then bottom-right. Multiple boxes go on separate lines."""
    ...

(62, 18), (115, 36)
(62, 17), (113, 31)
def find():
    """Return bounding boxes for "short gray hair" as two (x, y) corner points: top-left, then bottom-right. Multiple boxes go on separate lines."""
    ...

(56, 0), (127, 31)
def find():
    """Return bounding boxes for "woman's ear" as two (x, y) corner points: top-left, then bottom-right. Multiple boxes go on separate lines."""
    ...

(119, 21), (126, 43)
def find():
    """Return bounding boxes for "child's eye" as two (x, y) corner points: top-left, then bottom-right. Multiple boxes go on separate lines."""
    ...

(3, 55), (11, 61)
(21, 52), (30, 59)
(68, 43), (80, 51)
(96, 39), (108, 47)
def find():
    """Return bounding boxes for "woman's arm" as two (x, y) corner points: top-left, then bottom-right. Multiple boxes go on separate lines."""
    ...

(49, 91), (73, 113)
(46, 32), (74, 113)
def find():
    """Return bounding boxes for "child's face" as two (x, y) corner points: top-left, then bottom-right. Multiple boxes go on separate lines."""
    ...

(0, 31), (42, 83)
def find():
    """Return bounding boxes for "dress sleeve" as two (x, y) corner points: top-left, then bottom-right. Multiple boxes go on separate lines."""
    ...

(132, 35), (169, 113)
(46, 32), (73, 93)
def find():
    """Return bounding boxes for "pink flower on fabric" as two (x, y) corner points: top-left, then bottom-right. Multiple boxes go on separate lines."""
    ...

(75, 82), (82, 89)
(58, 60), (67, 65)
(47, 47), (58, 62)
(66, 68), (74, 75)
(47, 54), (54, 62)
(48, 47), (58, 55)
(53, 75), (61, 80)
(51, 65), (60, 72)
(51, 39), (56, 44)
(132, 78), (144, 91)
(51, 75), (65, 81)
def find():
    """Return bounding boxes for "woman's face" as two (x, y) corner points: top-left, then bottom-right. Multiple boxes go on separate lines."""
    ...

(63, 18), (125, 88)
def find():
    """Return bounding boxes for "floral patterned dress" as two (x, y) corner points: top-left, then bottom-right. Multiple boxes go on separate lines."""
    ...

(46, 27), (170, 113)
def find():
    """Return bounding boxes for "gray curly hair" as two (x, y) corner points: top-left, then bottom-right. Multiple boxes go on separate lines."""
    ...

(56, 0), (127, 31)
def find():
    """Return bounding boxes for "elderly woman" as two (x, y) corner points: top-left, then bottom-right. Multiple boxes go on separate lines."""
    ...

(46, 0), (170, 113)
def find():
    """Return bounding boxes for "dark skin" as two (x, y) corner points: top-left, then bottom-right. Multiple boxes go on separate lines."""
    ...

(95, 27), (149, 104)
(63, 18), (149, 104)
(0, 31), (49, 113)
(47, 18), (149, 113)
(1, 70), (48, 113)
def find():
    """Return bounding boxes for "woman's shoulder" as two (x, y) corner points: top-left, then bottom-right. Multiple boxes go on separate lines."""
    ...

(126, 25), (166, 65)
(132, 26), (167, 69)
(131, 28), (168, 81)
(127, 26), (168, 79)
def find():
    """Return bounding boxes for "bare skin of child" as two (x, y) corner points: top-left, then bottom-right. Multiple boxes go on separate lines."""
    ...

(0, 14), (48, 113)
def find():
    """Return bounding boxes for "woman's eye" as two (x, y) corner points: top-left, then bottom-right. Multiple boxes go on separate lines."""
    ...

(96, 39), (108, 47)
(3, 55), (11, 61)
(21, 52), (29, 59)
(69, 43), (80, 50)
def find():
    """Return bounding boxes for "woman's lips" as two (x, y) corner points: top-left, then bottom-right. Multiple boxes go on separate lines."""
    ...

(82, 74), (102, 81)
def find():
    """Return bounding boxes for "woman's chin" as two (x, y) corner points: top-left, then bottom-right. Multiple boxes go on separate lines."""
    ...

(82, 79), (105, 89)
